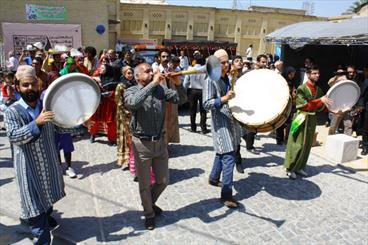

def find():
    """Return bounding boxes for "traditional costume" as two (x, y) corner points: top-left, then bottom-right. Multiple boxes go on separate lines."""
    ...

(284, 80), (326, 173)
(88, 64), (119, 144)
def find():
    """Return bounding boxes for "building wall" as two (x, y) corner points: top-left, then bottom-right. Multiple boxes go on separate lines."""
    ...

(0, 0), (117, 53)
(119, 4), (321, 56)
(0, 0), (322, 56)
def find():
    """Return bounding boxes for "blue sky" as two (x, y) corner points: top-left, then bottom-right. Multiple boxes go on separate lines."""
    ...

(167, 0), (355, 17)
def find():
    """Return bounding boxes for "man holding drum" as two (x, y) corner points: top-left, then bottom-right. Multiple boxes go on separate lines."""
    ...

(284, 65), (332, 179)
(4, 65), (66, 244)
(203, 49), (241, 208)
(125, 63), (186, 230)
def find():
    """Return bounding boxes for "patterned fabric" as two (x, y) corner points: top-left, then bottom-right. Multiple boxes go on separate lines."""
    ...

(115, 83), (132, 167)
(4, 102), (67, 219)
(164, 78), (180, 143)
(125, 82), (187, 136)
(203, 76), (241, 154)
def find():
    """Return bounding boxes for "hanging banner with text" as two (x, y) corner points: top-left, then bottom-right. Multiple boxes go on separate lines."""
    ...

(1, 23), (81, 56)
(26, 4), (67, 21)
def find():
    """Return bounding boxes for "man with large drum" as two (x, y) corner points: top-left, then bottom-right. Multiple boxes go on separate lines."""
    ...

(203, 49), (241, 208)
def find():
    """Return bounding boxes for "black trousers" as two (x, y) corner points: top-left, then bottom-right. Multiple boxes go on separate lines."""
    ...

(275, 125), (285, 143)
(244, 131), (256, 149)
(188, 89), (207, 131)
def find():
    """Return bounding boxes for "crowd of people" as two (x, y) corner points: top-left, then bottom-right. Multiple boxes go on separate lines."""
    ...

(0, 41), (367, 243)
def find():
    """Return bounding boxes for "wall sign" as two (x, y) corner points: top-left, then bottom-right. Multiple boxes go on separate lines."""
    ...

(26, 4), (67, 21)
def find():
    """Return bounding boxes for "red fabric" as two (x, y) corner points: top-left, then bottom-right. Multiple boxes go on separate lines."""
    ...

(88, 92), (117, 142)
(77, 64), (89, 75)
(302, 98), (323, 110)
(50, 63), (63, 73)
(1, 83), (8, 97)
(302, 81), (324, 110)
(1, 83), (14, 97)
(92, 65), (102, 77)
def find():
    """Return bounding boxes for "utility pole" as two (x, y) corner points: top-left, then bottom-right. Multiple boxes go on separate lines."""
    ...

(302, 1), (315, 15)
(232, 0), (238, 10)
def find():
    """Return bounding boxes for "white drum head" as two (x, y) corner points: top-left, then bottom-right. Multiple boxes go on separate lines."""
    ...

(326, 80), (360, 112)
(43, 73), (100, 128)
(229, 69), (290, 126)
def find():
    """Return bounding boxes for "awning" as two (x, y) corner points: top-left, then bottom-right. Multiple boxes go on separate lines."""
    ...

(265, 17), (368, 48)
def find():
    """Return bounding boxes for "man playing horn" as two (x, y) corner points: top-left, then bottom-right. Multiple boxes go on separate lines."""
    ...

(124, 63), (186, 230)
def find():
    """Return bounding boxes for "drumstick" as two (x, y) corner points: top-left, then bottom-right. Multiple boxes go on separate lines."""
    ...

(229, 67), (238, 91)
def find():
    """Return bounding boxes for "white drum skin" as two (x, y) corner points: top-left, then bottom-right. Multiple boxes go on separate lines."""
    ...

(229, 69), (291, 132)
(326, 80), (360, 112)
(43, 73), (101, 128)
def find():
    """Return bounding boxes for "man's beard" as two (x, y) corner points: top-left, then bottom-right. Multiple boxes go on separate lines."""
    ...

(20, 91), (40, 103)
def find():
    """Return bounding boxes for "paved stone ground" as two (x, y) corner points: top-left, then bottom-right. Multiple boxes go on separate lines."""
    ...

(1, 111), (368, 244)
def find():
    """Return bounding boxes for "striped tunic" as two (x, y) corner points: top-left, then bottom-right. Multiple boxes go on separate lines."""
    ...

(5, 102), (66, 219)
(203, 76), (241, 154)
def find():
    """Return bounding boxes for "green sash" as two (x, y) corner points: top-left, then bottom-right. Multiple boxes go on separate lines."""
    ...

(290, 112), (306, 136)
(290, 110), (316, 136)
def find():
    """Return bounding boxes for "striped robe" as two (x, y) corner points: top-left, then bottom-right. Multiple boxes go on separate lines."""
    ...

(5, 102), (66, 219)
(203, 76), (241, 154)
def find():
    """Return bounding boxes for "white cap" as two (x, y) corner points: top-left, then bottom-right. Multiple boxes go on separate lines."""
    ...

(15, 65), (36, 80)
(33, 42), (44, 50)
(70, 48), (83, 57)
(26, 44), (37, 51)
(214, 49), (228, 60)
(49, 44), (69, 54)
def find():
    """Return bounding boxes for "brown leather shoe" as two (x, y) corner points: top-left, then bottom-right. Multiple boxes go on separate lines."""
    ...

(221, 198), (239, 209)
(208, 179), (222, 187)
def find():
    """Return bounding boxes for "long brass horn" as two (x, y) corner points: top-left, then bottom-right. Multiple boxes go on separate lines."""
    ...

(166, 55), (221, 81)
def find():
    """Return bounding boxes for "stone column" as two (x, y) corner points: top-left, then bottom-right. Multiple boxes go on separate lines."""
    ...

(258, 17), (268, 55)
(234, 14), (242, 55)
(207, 12), (215, 41)
(187, 12), (194, 40)
(142, 8), (150, 39)
(165, 10), (172, 39)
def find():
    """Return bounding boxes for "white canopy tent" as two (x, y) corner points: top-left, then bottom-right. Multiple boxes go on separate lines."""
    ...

(266, 17), (368, 48)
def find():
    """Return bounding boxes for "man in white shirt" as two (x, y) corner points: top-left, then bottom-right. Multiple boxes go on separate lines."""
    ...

(246, 44), (253, 61)
(178, 50), (189, 70)
(274, 60), (284, 74)
(6, 51), (19, 73)
(115, 40), (125, 56)
(300, 57), (315, 84)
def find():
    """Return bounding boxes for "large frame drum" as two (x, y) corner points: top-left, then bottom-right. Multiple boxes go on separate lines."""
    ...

(229, 69), (291, 133)
(326, 80), (360, 112)
(43, 73), (101, 128)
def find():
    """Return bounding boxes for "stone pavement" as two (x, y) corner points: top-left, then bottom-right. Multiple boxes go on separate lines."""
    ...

(1, 112), (367, 244)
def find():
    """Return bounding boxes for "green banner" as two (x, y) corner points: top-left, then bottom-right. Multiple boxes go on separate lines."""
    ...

(26, 4), (67, 21)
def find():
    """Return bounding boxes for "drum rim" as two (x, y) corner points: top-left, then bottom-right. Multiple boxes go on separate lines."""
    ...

(326, 80), (360, 111)
(43, 73), (101, 127)
(234, 96), (292, 133)
(230, 69), (290, 127)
